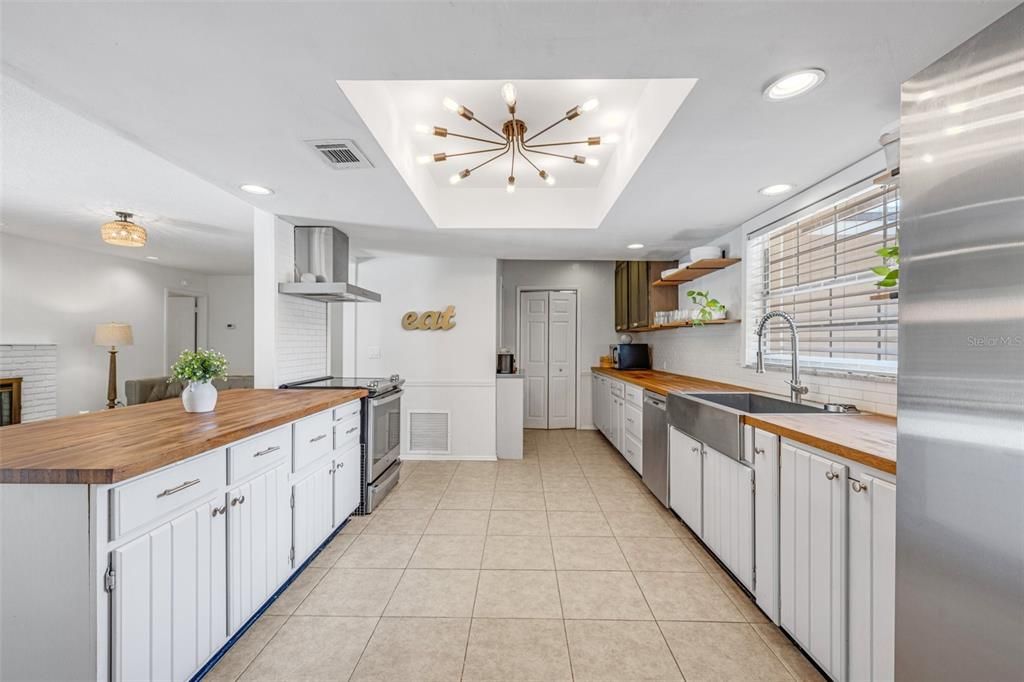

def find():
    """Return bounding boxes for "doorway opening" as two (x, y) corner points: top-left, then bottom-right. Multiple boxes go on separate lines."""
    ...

(165, 289), (209, 369)
(518, 290), (578, 429)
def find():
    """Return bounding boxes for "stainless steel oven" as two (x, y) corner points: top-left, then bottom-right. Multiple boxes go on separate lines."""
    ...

(367, 389), (402, 482)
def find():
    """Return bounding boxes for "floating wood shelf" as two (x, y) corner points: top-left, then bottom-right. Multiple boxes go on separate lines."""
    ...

(652, 258), (742, 287)
(630, 319), (742, 333)
(869, 291), (899, 300)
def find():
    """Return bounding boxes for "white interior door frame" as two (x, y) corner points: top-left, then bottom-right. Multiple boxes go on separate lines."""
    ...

(516, 286), (581, 430)
(164, 287), (209, 369)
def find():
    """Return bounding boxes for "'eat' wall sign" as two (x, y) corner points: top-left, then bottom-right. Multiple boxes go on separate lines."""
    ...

(402, 306), (457, 331)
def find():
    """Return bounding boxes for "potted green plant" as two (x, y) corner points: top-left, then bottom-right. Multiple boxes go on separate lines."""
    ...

(686, 289), (727, 326)
(168, 348), (229, 413)
(873, 244), (899, 290)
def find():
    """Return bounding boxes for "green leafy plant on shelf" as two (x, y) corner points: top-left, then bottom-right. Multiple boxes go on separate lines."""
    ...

(872, 244), (899, 288)
(168, 348), (229, 384)
(687, 289), (727, 326)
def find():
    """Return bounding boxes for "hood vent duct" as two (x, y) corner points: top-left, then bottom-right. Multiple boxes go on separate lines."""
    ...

(278, 226), (381, 303)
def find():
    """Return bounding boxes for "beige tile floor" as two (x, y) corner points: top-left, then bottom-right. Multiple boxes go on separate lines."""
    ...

(206, 429), (824, 681)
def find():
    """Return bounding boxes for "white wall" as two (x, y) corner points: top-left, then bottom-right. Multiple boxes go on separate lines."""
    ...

(355, 255), (497, 459)
(207, 275), (254, 375)
(635, 151), (897, 416)
(498, 259), (617, 429)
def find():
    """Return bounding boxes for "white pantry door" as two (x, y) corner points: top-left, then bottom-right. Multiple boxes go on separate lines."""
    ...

(520, 291), (549, 429)
(547, 291), (577, 429)
(520, 290), (577, 429)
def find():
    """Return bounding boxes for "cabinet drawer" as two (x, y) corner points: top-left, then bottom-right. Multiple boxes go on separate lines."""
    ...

(228, 426), (291, 484)
(610, 381), (624, 398)
(332, 399), (362, 423)
(624, 403), (643, 441)
(293, 410), (334, 473)
(110, 450), (226, 540)
(624, 383), (644, 407)
(623, 433), (643, 475)
(334, 413), (361, 452)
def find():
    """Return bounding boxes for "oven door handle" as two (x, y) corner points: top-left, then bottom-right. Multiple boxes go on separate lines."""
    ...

(370, 391), (402, 407)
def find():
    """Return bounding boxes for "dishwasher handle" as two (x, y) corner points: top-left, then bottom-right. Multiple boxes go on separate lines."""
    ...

(644, 393), (666, 410)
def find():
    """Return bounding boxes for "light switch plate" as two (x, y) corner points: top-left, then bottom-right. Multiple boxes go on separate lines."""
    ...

(367, 345), (381, 360)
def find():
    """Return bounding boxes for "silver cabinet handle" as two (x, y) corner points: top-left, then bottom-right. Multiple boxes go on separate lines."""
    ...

(753, 447), (765, 456)
(344, 426), (358, 435)
(157, 479), (200, 498)
(255, 445), (281, 457)
(337, 461), (344, 469)
(825, 470), (837, 481)
(231, 495), (246, 506)
(310, 433), (327, 443)
(211, 505), (226, 517)
(851, 480), (868, 493)
(691, 446), (700, 453)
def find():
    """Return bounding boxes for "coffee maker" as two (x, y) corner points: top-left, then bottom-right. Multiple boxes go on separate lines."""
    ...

(496, 348), (516, 374)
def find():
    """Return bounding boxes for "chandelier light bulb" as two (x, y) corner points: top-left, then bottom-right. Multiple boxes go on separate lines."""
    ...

(539, 170), (555, 186)
(416, 155), (433, 165)
(449, 172), (463, 185)
(442, 97), (460, 113)
(501, 82), (517, 109)
(585, 157), (600, 167)
(581, 98), (600, 112)
(414, 123), (432, 134)
(603, 133), (621, 144)
(506, 176), (516, 193)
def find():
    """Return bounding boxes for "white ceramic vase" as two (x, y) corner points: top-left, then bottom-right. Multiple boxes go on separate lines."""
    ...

(182, 380), (218, 413)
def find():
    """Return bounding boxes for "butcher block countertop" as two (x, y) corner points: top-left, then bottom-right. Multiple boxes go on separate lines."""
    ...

(592, 366), (897, 474)
(0, 388), (367, 485)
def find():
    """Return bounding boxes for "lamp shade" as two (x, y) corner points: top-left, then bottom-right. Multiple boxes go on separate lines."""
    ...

(94, 323), (134, 347)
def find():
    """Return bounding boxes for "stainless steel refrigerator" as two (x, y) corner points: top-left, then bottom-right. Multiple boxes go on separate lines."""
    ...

(896, 5), (1024, 679)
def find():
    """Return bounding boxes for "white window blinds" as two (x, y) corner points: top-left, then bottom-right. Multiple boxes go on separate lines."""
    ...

(745, 183), (899, 375)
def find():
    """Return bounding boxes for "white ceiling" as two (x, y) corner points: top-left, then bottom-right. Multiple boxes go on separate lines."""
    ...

(1, 1), (1015, 262)
(340, 78), (694, 228)
(1, 76), (254, 274)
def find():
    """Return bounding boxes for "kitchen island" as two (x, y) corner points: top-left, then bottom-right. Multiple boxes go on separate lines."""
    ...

(0, 388), (366, 681)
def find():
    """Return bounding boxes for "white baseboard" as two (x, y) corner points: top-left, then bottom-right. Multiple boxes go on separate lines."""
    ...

(402, 453), (498, 462)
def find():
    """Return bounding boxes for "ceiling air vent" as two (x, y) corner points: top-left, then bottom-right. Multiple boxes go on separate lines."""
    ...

(306, 138), (373, 170)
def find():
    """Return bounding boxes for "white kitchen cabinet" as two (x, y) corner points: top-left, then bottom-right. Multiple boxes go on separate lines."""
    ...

(610, 391), (625, 453)
(622, 432), (643, 474)
(332, 443), (361, 527)
(780, 442), (848, 681)
(227, 462), (291, 632)
(291, 456), (335, 567)
(111, 497), (227, 682)
(750, 426), (781, 623)
(848, 474), (896, 682)
(624, 401), (643, 442)
(592, 374), (607, 436)
(701, 445), (754, 590)
(669, 427), (703, 535)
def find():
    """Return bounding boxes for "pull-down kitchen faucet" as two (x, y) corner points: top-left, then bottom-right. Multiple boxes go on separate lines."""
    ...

(755, 311), (809, 403)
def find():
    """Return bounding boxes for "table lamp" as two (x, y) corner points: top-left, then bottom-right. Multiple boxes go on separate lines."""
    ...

(95, 323), (133, 409)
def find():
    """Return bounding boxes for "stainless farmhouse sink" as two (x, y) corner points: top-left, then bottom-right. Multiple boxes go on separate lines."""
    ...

(666, 392), (849, 461)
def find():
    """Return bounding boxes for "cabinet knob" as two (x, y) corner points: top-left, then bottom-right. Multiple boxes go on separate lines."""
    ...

(851, 480), (868, 493)
(691, 446), (700, 453)
(753, 447), (765, 456)
(825, 470), (837, 481)
(211, 505), (227, 517)
(231, 495), (246, 506)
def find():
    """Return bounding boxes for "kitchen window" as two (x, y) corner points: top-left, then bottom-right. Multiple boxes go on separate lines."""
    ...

(745, 183), (899, 376)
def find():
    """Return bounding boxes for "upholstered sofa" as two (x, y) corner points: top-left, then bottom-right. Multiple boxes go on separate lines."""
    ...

(125, 375), (255, 406)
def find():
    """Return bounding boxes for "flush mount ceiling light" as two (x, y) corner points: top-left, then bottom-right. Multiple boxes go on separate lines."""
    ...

(239, 184), (274, 195)
(418, 82), (603, 190)
(627, 243), (645, 249)
(759, 183), (794, 197)
(100, 211), (147, 247)
(763, 68), (826, 101)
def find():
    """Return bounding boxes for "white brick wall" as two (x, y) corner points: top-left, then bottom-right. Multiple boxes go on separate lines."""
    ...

(0, 344), (58, 422)
(274, 221), (328, 385)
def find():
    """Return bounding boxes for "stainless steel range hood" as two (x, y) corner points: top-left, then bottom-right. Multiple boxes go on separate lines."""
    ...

(277, 226), (381, 303)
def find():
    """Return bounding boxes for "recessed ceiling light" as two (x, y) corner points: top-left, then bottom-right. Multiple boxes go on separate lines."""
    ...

(627, 243), (645, 250)
(145, 255), (160, 260)
(240, 184), (274, 195)
(763, 69), (826, 101)
(759, 183), (794, 196)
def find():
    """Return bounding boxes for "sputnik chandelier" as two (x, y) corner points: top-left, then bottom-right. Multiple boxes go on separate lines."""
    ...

(416, 82), (602, 192)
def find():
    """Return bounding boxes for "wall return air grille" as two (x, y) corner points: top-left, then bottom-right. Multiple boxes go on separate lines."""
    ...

(306, 138), (373, 169)
(408, 410), (451, 454)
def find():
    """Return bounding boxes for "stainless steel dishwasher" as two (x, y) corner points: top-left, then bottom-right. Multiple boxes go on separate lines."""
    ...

(642, 391), (669, 506)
